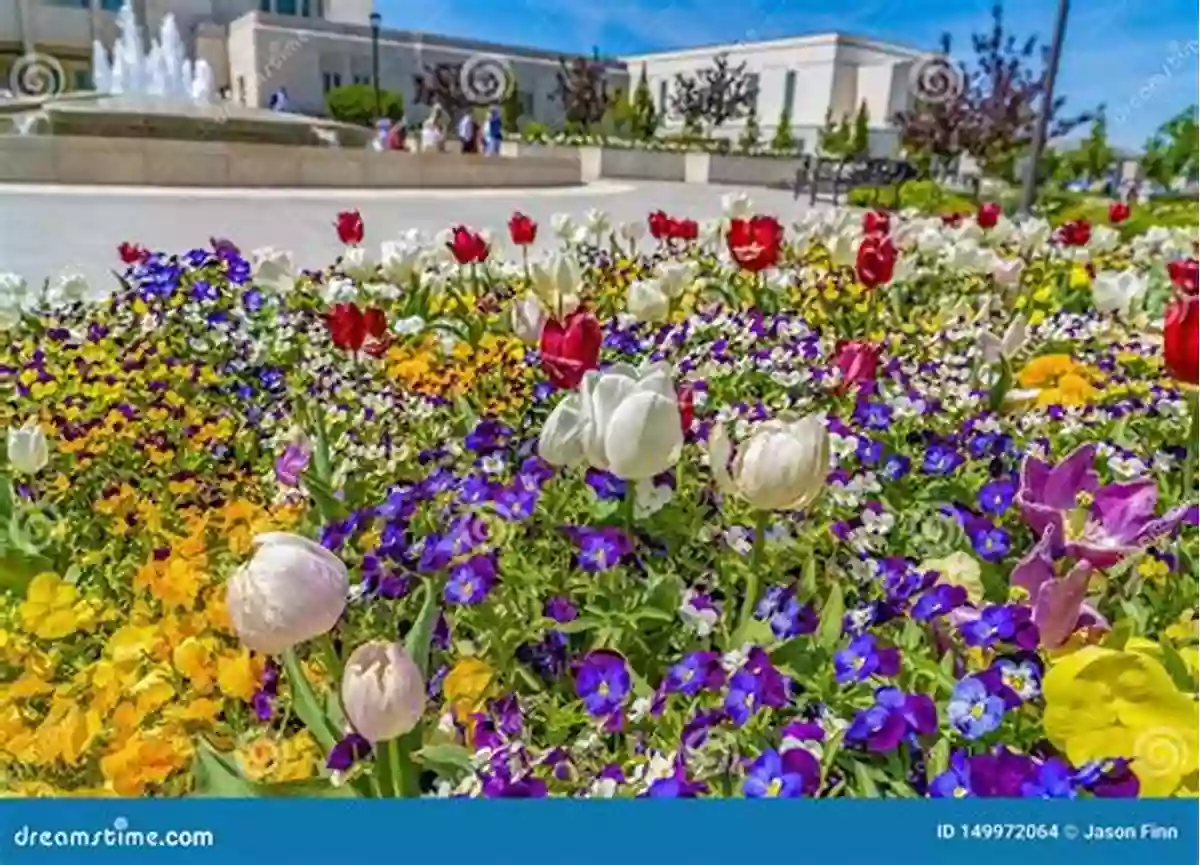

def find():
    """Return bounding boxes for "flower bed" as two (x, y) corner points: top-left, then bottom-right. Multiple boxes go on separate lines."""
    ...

(0, 198), (1197, 799)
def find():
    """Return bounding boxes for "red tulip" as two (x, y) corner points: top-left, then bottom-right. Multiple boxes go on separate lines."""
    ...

(727, 216), (784, 273)
(363, 307), (387, 339)
(1163, 294), (1198, 384)
(508, 212), (537, 246)
(118, 241), (149, 264)
(448, 226), (489, 264)
(1057, 219), (1092, 247)
(336, 210), (364, 246)
(327, 302), (367, 351)
(648, 210), (671, 241)
(941, 212), (965, 227)
(539, 309), (602, 390)
(671, 218), (699, 242)
(677, 383), (695, 435)
(833, 340), (882, 392)
(1109, 202), (1131, 224)
(855, 234), (897, 289)
(977, 202), (1001, 229)
(863, 210), (890, 236)
(1168, 259), (1199, 296)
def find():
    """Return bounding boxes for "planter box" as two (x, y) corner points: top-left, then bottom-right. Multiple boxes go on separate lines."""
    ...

(706, 153), (809, 188)
(578, 146), (687, 182)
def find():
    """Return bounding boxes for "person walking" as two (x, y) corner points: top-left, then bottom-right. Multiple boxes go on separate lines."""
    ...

(484, 104), (503, 156)
(458, 110), (477, 154)
(387, 115), (408, 151)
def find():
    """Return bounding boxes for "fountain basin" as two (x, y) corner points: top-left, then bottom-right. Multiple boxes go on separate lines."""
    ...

(0, 135), (584, 189)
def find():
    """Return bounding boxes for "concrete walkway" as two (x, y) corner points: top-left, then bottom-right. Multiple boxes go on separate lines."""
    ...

(0, 180), (827, 288)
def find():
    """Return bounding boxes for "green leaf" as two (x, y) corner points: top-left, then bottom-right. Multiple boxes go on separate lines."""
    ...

(0, 547), (54, 594)
(191, 740), (355, 797)
(800, 553), (818, 598)
(852, 761), (881, 798)
(927, 737), (952, 782)
(282, 648), (340, 753)
(0, 478), (14, 519)
(556, 616), (604, 635)
(405, 578), (442, 678)
(634, 608), (674, 624)
(817, 582), (845, 650)
(414, 743), (476, 780)
(1103, 618), (1135, 651)
(1159, 640), (1196, 693)
(302, 470), (345, 524)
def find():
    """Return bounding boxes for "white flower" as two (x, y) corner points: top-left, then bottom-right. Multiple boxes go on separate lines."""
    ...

(618, 220), (645, 245)
(530, 254), (582, 315)
(6, 418), (49, 475)
(538, 362), (684, 481)
(828, 231), (858, 267)
(52, 270), (89, 305)
(0, 273), (28, 306)
(634, 477), (674, 518)
(341, 641), (426, 743)
(721, 191), (754, 219)
(708, 414), (829, 511)
(393, 315), (426, 335)
(943, 240), (991, 273)
(550, 213), (576, 241)
(1092, 269), (1148, 317)
(698, 218), (724, 250)
(251, 247), (295, 293)
(583, 209), (610, 242)
(1015, 217), (1051, 251)
(626, 278), (670, 322)
(510, 294), (546, 343)
(379, 240), (423, 284)
(991, 257), (1025, 290)
(1088, 224), (1120, 252)
(340, 245), (376, 280)
(226, 532), (349, 655)
(655, 261), (697, 299)
(979, 314), (1028, 364)
(323, 277), (357, 303)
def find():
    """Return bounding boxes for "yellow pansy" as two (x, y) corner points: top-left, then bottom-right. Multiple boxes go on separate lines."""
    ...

(173, 637), (217, 692)
(100, 730), (192, 795)
(443, 657), (495, 722)
(1044, 646), (1199, 797)
(920, 551), (985, 605)
(19, 573), (91, 641)
(216, 648), (260, 702)
(238, 736), (281, 782)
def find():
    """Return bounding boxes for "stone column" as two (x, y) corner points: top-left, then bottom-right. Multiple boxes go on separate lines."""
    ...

(16, 0), (34, 57)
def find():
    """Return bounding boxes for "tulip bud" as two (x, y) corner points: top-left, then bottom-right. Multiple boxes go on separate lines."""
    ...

(510, 294), (547, 344)
(251, 247), (296, 293)
(341, 641), (426, 742)
(226, 533), (349, 655)
(710, 414), (829, 511)
(7, 419), (49, 475)
(626, 279), (670, 323)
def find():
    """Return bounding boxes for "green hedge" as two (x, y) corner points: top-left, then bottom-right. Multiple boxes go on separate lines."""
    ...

(324, 83), (404, 128)
(847, 180), (976, 215)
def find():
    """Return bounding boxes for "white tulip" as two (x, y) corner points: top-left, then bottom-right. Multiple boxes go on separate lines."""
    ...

(251, 247), (295, 293)
(551, 213), (576, 241)
(991, 257), (1025, 290)
(226, 532), (349, 655)
(393, 315), (426, 335)
(341, 641), (426, 742)
(1092, 269), (1148, 317)
(7, 418), (49, 475)
(979, 314), (1028, 364)
(340, 245), (376, 280)
(583, 209), (610, 242)
(0, 305), (19, 330)
(510, 294), (547, 343)
(0, 273), (28, 306)
(539, 362), (684, 481)
(915, 226), (948, 255)
(721, 191), (754, 219)
(655, 261), (698, 299)
(1088, 224), (1120, 252)
(709, 414), (829, 511)
(618, 220), (646, 245)
(322, 276), (357, 304)
(1015, 217), (1051, 251)
(829, 231), (858, 267)
(530, 254), (581, 315)
(53, 270), (89, 305)
(379, 240), (423, 284)
(699, 219), (724, 250)
(626, 279), (670, 322)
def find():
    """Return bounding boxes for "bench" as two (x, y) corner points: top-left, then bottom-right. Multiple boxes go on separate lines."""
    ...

(793, 155), (920, 206)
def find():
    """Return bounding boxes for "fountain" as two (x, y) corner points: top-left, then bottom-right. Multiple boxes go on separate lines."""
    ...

(87, 2), (214, 104)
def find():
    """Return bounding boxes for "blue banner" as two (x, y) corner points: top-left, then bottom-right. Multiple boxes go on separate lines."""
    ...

(0, 800), (1196, 865)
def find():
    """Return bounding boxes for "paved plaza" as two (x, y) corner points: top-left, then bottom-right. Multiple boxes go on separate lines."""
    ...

(0, 181), (825, 289)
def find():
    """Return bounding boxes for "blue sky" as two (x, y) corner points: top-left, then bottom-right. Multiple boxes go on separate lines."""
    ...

(380, 0), (1198, 148)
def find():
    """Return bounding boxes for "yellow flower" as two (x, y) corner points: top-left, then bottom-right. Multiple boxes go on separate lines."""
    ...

(1044, 646), (1199, 796)
(920, 551), (984, 605)
(238, 736), (280, 782)
(1166, 611), (1198, 646)
(100, 729), (192, 795)
(173, 637), (217, 693)
(19, 573), (91, 640)
(443, 657), (494, 722)
(216, 648), (260, 702)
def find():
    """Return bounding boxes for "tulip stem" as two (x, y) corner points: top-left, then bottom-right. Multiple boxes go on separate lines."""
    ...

(1184, 390), (1199, 490)
(737, 511), (770, 638)
(622, 484), (637, 533)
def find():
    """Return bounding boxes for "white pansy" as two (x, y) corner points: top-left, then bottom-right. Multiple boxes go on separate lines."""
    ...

(538, 362), (684, 481)
(7, 418), (49, 475)
(341, 641), (426, 743)
(626, 278), (670, 322)
(708, 413), (829, 511)
(250, 247), (295, 293)
(393, 315), (426, 335)
(1092, 269), (1148, 317)
(226, 532), (349, 655)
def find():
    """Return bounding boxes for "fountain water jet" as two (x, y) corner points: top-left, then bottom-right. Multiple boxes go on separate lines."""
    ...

(92, 1), (213, 104)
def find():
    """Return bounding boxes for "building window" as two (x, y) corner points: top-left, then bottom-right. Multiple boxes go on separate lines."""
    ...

(353, 74), (371, 85)
(99, 0), (123, 10)
(657, 80), (667, 111)
(745, 73), (760, 113)
(276, 0), (297, 14)
(72, 69), (92, 91)
(259, 0), (271, 11)
(300, 0), (310, 15)
(322, 72), (342, 93)
(237, 76), (246, 104)
(782, 70), (796, 115)
(519, 90), (534, 117)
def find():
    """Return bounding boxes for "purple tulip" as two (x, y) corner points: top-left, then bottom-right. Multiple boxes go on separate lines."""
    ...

(274, 439), (311, 487)
(1010, 527), (1106, 648)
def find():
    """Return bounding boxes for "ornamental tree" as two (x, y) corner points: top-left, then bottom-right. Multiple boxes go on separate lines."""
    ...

(1141, 106), (1199, 187)
(771, 105), (796, 151)
(630, 64), (660, 140)
(739, 104), (761, 152)
(850, 100), (871, 158)
(1062, 114), (1115, 182)
(413, 62), (471, 120)
(894, 2), (1095, 175)
(553, 56), (612, 131)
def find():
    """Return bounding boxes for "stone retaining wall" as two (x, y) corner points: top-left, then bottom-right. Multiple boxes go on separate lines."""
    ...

(0, 136), (583, 188)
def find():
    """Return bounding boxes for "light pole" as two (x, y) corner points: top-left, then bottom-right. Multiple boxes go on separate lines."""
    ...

(370, 10), (382, 120)
(1019, 0), (1070, 215)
